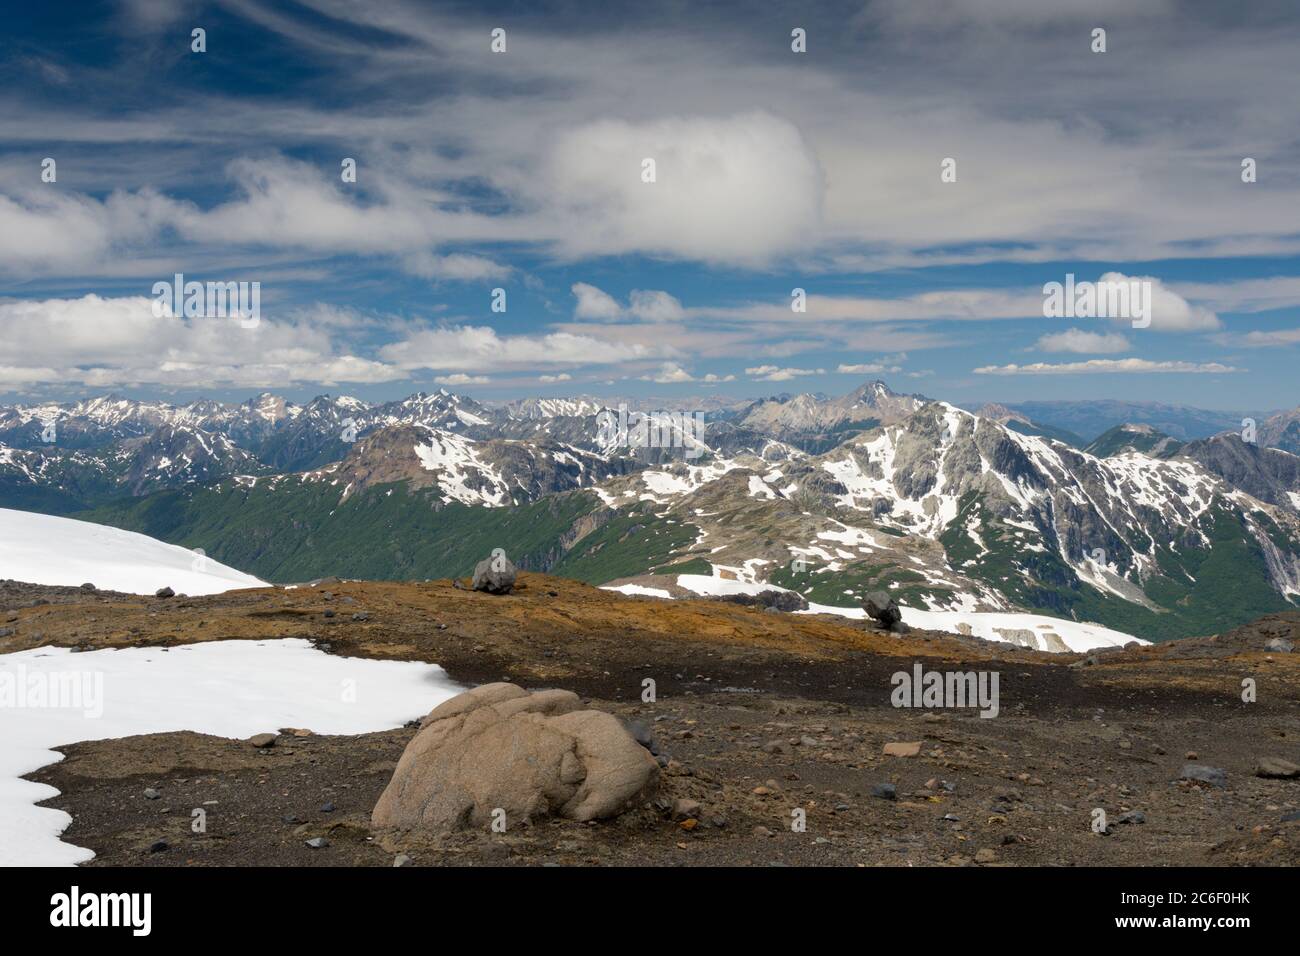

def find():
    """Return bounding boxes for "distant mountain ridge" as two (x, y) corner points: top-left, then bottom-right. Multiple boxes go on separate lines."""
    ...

(6, 382), (1300, 643)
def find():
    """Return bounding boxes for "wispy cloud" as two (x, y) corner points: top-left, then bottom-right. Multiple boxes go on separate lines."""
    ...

(975, 359), (1242, 375)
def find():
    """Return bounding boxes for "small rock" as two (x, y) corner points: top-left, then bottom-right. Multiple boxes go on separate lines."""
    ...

(1264, 637), (1294, 653)
(352, 612), (370, 622)
(974, 848), (997, 864)
(143, 788), (161, 800)
(248, 733), (277, 748)
(1255, 757), (1300, 779)
(883, 741), (922, 758)
(80, 583), (96, 591)
(148, 840), (169, 853)
(871, 783), (898, 801)
(1180, 764), (1227, 788)
(672, 798), (701, 821)
(155, 586), (174, 598)
(305, 837), (329, 849)
(394, 853), (412, 867)
(1116, 810), (1146, 825)
(320, 802), (336, 813)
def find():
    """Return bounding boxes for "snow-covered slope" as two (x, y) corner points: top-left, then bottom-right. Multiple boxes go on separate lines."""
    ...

(0, 508), (264, 595)
(0, 639), (460, 865)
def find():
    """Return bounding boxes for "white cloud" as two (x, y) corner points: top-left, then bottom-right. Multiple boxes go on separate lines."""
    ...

(1034, 328), (1131, 354)
(571, 282), (624, 320)
(747, 365), (825, 382)
(642, 363), (695, 384)
(837, 362), (904, 374)
(402, 252), (512, 281)
(974, 359), (1242, 375)
(1096, 273), (1220, 332)
(0, 294), (403, 387)
(538, 373), (572, 383)
(571, 283), (685, 323)
(628, 289), (684, 322)
(541, 112), (823, 266)
(434, 373), (490, 386)
(379, 324), (647, 373)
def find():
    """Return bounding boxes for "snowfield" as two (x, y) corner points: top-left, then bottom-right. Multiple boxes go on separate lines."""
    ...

(896, 608), (1144, 654)
(628, 572), (1146, 653)
(0, 508), (265, 595)
(0, 639), (461, 866)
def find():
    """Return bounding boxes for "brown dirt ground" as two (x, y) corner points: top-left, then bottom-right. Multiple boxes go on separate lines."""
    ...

(5, 574), (1299, 866)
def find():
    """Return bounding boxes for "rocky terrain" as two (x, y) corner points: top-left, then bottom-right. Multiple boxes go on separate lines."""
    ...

(4, 574), (1298, 867)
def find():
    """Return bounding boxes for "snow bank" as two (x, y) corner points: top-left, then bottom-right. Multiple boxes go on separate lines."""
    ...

(0, 639), (461, 866)
(898, 608), (1144, 653)
(603, 583), (672, 598)
(660, 572), (1146, 653)
(0, 507), (265, 596)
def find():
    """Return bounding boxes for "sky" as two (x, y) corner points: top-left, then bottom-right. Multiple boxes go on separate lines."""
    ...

(1, 0), (1299, 411)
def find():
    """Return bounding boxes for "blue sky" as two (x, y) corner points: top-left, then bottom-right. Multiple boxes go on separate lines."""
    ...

(2, 0), (1299, 412)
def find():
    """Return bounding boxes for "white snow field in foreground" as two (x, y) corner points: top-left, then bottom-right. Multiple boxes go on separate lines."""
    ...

(604, 573), (1146, 653)
(0, 507), (265, 595)
(0, 639), (461, 866)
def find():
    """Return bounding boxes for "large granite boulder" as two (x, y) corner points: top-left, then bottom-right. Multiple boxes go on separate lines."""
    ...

(372, 683), (658, 832)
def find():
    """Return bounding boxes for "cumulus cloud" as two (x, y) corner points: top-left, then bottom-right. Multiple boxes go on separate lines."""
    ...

(0, 294), (402, 387)
(538, 373), (572, 383)
(974, 359), (1241, 375)
(747, 365), (825, 382)
(434, 373), (490, 385)
(571, 283), (685, 323)
(1034, 328), (1131, 354)
(1096, 273), (1220, 332)
(379, 324), (647, 372)
(542, 112), (823, 265)
(571, 283), (623, 320)
(628, 289), (684, 322)
(642, 363), (696, 384)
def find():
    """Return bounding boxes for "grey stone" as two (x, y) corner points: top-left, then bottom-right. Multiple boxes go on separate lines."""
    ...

(471, 553), (517, 594)
(1180, 764), (1227, 788)
(862, 591), (902, 629)
(1255, 757), (1300, 779)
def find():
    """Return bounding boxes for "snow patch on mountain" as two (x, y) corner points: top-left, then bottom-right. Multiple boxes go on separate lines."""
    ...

(0, 508), (265, 595)
(624, 572), (1144, 653)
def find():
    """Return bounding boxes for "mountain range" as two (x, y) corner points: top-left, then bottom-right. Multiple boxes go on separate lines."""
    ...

(3, 381), (1299, 641)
